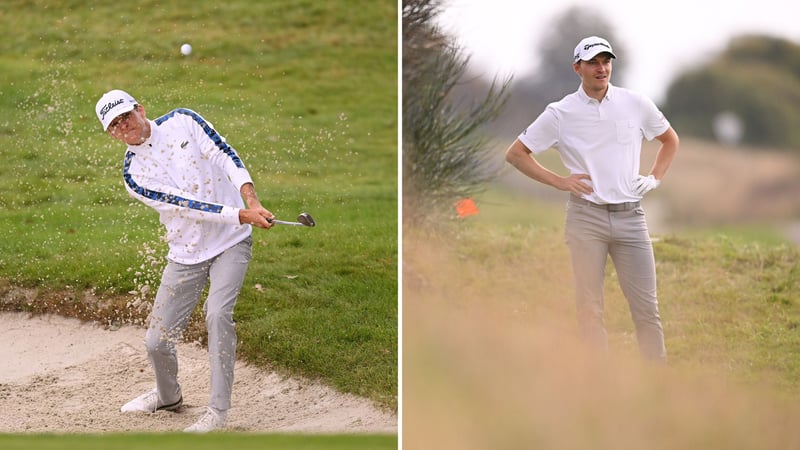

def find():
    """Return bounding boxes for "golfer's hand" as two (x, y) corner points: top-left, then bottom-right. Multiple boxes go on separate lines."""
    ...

(240, 207), (275, 229)
(557, 174), (593, 196)
(632, 174), (660, 196)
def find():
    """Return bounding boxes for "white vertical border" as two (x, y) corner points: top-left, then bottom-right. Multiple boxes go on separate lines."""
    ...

(396, 0), (404, 448)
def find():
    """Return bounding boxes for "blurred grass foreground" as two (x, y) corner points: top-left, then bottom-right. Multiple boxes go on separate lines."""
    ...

(403, 186), (800, 449)
(0, 1), (397, 411)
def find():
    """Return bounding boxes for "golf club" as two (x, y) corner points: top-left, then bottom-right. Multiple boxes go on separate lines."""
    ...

(268, 212), (316, 227)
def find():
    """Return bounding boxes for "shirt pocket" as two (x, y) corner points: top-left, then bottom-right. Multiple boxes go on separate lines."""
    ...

(615, 119), (637, 145)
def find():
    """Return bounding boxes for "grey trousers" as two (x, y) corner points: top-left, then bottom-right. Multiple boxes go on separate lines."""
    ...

(145, 236), (252, 410)
(565, 200), (666, 363)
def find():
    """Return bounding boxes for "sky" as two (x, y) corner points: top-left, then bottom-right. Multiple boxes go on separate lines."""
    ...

(436, 0), (800, 104)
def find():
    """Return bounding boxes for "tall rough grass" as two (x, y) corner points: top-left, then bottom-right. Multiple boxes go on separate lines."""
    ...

(404, 219), (800, 449)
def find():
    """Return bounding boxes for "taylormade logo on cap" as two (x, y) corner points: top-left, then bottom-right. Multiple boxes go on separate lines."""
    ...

(95, 89), (138, 131)
(573, 36), (617, 63)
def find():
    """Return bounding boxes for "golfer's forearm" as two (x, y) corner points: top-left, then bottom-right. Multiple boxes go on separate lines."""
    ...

(239, 182), (262, 209)
(650, 146), (677, 180)
(506, 142), (561, 188)
(512, 160), (562, 187)
(649, 128), (680, 180)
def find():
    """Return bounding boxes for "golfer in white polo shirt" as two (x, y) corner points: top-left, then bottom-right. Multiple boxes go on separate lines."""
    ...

(505, 36), (680, 363)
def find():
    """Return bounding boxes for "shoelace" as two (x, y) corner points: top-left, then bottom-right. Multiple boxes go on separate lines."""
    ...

(193, 407), (219, 429)
(140, 390), (159, 412)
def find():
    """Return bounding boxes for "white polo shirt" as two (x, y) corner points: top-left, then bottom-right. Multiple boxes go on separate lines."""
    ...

(518, 83), (670, 204)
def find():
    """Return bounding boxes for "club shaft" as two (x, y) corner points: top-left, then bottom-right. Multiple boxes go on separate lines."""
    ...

(271, 219), (306, 226)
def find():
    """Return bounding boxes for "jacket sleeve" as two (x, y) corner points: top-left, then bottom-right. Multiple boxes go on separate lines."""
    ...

(123, 151), (241, 225)
(183, 111), (255, 190)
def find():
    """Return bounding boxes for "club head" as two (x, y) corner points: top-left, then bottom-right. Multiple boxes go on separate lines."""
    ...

(297, 213), (316, 227)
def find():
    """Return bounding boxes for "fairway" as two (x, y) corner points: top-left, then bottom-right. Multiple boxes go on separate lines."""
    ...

(0, 433), (397, 450)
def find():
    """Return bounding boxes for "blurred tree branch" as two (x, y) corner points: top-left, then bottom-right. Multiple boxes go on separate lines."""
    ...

(402, 0), (511, 224)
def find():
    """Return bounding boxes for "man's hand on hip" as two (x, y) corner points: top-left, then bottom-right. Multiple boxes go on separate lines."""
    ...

(557, 173), (593, 196)
(632, 174), (660, 196)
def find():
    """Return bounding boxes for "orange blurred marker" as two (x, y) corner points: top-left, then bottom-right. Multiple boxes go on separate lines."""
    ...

(455, 198), (479, 218)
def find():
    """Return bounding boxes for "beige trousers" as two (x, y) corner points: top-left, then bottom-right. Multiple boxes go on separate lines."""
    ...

(565, 198), (666, 363)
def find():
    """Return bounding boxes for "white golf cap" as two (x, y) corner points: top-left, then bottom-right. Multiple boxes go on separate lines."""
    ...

(95, 89), (138, 130)
(573, 36), (616, 63)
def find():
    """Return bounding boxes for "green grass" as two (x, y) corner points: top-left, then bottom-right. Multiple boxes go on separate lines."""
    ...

(0, 0), (396, 412)
(654, 232), (800, 385)
(0, 433), (396, 450)
(459, 186), (800, 388)
(404, 186), (800, 449)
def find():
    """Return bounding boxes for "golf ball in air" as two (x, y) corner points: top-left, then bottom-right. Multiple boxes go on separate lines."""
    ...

(180, 43), (192, 55)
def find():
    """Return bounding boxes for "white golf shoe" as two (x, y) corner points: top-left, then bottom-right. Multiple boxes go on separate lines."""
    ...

(120, 388), (183, 413)
(183, 407), (227, 433)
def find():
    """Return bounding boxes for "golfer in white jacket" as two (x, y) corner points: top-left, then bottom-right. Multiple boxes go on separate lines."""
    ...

(96, 89), (274, 432)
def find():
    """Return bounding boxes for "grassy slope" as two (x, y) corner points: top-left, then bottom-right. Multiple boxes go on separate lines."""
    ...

(404, 187), (800, 449)
(0, 0), (396, 410)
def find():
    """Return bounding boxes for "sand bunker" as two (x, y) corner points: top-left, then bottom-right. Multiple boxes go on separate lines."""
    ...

(0, 312), (396, 433)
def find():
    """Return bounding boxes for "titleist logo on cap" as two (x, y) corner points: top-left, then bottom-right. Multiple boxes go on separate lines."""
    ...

(99, 99), (125, 120)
